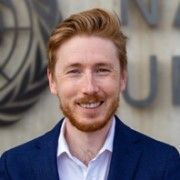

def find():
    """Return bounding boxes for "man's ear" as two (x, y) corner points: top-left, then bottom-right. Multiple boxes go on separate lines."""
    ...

(47, 68), (57, 95)
(120, 70), (127, 92)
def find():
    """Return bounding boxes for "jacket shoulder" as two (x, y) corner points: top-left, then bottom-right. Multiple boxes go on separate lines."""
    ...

(116, 116), (180, 156)
(1, 120), (63, 159)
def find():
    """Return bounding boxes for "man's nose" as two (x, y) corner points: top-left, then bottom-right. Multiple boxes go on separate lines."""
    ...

(81, 72), (99, 95)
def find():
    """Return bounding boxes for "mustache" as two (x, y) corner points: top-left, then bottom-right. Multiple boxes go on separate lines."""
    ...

(75, 95), (104, 104)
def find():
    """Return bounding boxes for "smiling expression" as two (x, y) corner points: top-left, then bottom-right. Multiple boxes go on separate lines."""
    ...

(48, 35), (126, 132)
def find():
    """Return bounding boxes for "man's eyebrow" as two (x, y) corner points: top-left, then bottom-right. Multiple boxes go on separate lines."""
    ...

(95, 63), (114, 67)
(64, 62), (114, 69)
(65, 63), (82, 68)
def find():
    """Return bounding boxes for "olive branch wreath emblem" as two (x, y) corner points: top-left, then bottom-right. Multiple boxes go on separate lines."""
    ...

(0, 0), (61, 125)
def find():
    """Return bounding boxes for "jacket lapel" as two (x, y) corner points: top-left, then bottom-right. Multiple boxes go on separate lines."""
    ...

(27, 117), (142, 180)
(107, 117), (143, 180)
(30, 120), (63, 180)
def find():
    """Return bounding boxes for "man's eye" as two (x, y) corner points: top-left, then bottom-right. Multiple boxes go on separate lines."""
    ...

(67, 69), (81, 74)
(97, 68), (110, 73)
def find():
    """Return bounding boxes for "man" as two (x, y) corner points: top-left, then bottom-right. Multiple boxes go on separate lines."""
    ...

(0, 8), (180, 180)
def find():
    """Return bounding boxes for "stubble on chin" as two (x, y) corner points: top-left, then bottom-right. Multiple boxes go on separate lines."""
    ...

(59, 96), (119, 132)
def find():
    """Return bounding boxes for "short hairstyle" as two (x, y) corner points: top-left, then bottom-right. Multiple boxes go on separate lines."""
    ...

(48, 8), (127, 75)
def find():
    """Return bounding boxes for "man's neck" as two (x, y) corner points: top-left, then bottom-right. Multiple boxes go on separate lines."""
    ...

(64, 119), (113, 166)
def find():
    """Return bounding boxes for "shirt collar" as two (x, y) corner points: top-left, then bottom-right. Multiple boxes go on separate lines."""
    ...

(98, 116), (115, 154)
(57, 119), (70, 157)
(57, 117), (116, 157)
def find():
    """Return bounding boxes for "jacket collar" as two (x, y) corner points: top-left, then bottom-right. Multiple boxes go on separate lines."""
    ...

(32, 116), (142, 180)
(31, 120), (63, 180)
(107, 115), (143, 180)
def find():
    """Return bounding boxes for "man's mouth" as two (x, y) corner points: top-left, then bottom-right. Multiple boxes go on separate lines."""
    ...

(77, 101), (103, 109)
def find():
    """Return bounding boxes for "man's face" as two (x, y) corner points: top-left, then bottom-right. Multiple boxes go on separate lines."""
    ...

(48, 35), (126, 132)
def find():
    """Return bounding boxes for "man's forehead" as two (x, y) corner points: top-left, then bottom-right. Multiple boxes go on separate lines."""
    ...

(56, 35), (117, 54)
(53, 36), (120, 75)
(56, 54), (119, 70)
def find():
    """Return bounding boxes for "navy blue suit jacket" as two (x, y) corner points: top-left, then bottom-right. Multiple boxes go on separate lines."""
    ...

(0, 116), (180, 180)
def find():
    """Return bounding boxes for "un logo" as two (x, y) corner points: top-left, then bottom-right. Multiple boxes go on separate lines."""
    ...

(0, 0), (61, 124)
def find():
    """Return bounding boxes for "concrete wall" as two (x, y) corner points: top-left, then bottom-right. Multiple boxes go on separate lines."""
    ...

(0, 0), (179, 154)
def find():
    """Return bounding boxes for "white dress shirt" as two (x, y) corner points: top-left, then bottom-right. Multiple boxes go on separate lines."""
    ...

(57, 117), (115, 180)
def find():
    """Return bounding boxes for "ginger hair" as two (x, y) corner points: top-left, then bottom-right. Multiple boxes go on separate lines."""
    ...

(48, 8), (127, 75)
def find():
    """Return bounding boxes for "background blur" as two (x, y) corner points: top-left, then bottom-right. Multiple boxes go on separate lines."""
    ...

(0, 0), (180, 154)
